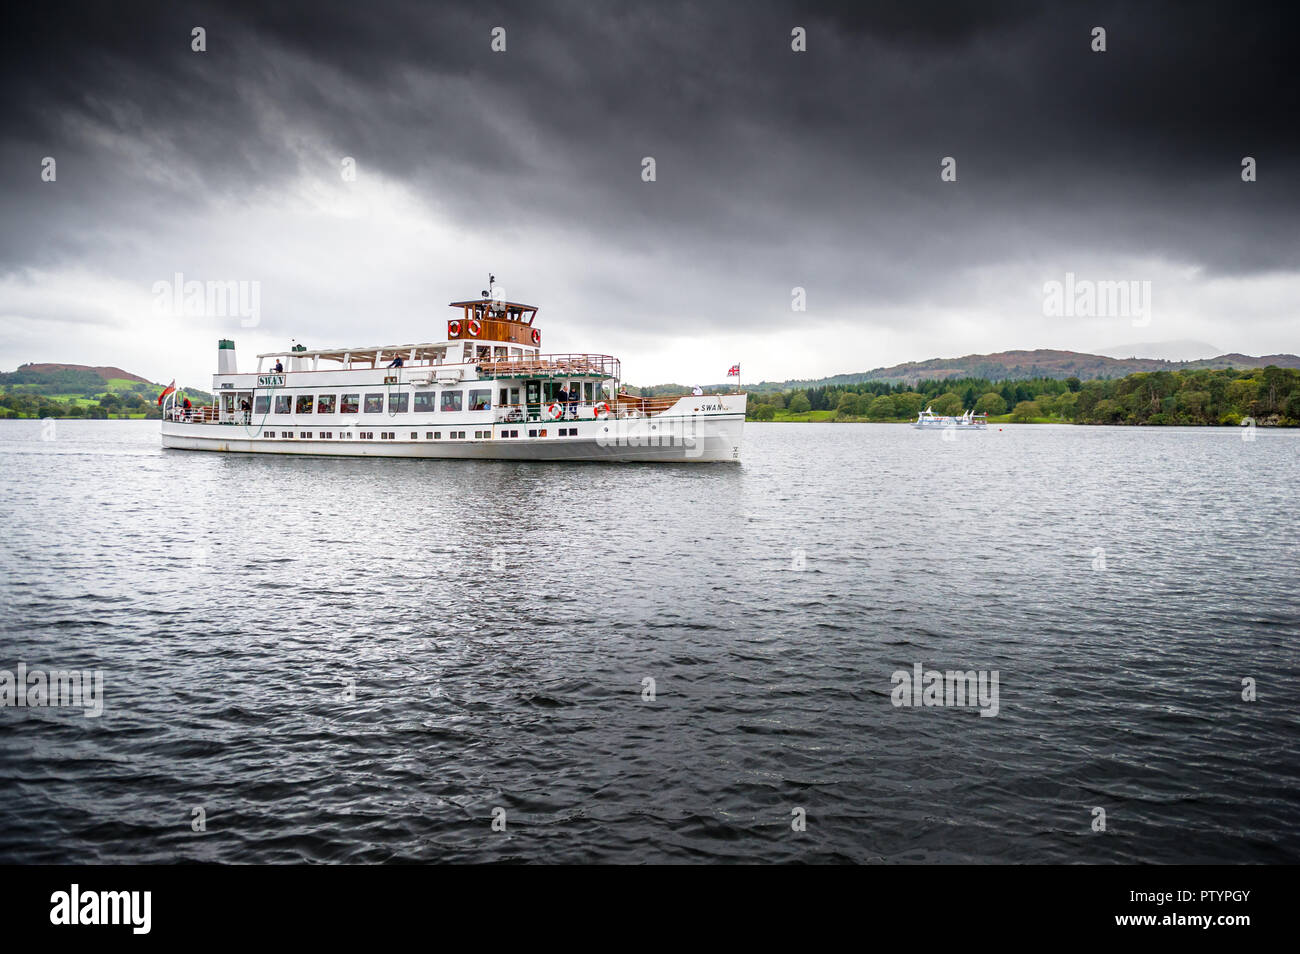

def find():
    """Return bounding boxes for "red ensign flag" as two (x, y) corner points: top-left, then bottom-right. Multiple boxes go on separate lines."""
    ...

(156, 380), (176, 406)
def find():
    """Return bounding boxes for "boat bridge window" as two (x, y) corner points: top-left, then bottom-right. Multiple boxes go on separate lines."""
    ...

(363, 393), (384, 413)
(254, 396), (271, 414)
(341, 394), (360, 414)
(414, 391), (437, 412)
(275, 395), (292, 414)
(295, 395), (314, 414)
(317, 394), (336, 414)
(390, 393), (409, 413)
(441, 391), (463, 412)
(468, 389), (491, 411)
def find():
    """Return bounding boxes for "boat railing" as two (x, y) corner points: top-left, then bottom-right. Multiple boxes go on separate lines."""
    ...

(475, 353), (621, 380)
(496, 401), (616, 423)
(166, 405), (220, 423)
(493, 395), (689, 423)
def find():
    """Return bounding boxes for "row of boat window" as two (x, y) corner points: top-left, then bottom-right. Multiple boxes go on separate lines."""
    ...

(254, 390), (493, 415)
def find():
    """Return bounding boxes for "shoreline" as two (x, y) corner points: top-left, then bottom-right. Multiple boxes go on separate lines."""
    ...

(745, 414), (1298, 427)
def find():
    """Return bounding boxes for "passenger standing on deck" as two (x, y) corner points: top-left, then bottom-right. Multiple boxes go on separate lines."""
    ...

(566, 383), (578, 420)
(556, 385), (569, 420)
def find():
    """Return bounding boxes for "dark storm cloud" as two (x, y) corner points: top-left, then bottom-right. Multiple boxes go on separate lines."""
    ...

(1, 0), (1297, 343)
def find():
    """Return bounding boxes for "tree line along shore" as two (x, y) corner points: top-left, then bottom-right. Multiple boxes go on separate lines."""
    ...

(743, 366), (1300, 426)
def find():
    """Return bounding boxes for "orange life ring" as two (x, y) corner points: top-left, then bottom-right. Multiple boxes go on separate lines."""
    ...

(593, 401), (610, 419)
(468, 318), (482, 336)
(448, 320), (461, 337)
(531, 328), (541, 345)
(544, 402), (563, 420)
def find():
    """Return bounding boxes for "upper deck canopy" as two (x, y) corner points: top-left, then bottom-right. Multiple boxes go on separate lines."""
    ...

(256, 342), (455, 366)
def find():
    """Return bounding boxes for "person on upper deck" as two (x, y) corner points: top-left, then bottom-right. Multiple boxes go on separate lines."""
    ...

(273, 359), (284, 373)
(387, 355), (404, 368)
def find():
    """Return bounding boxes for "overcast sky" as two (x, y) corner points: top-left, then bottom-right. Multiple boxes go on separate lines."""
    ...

(1, 0), (1297, 387)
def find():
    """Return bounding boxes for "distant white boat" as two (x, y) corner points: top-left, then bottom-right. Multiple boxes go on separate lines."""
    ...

(911, 407), (988, 429)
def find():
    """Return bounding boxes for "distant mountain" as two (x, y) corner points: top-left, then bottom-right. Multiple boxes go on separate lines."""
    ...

(12, 362), (151, 384)
(0, 363), (209, 402)
(740, 349), (1300, 392)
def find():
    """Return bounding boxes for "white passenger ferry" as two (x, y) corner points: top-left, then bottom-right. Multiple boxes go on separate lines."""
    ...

(160, 285), (745, 462)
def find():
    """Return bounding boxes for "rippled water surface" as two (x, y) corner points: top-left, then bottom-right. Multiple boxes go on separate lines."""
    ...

(1, 419), (1297, 863)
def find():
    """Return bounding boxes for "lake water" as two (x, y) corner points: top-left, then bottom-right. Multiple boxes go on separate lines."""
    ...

(0, 419), (1296, 863)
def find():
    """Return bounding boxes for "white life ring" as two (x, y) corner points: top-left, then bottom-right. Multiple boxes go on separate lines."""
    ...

(448, 319), (461, 337)
(593, 401), (610, 419)
(468, 318), (482, 336)
(544, 402), (563, 420)
(531, 328), (541, 345)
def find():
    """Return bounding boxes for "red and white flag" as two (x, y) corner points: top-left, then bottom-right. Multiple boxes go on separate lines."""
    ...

(727, 364), (740, 377)
(157, 380), (176, 406)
